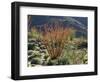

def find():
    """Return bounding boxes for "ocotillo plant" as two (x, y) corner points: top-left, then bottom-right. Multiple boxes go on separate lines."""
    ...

(41, 24), (72, 59)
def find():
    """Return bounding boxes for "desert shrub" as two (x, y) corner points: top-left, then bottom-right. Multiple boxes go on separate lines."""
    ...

(83, 54), (88, 64)
(28, 27), (42, 39)
(28, 22), (88, 66)
(28, 43), (36, 50)
(63, 42), (87, 64)
(57, 57), (69, 65)
(40, 24), (73, 59)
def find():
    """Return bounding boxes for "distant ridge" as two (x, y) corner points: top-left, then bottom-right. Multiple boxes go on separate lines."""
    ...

(28, 15), (88, 37)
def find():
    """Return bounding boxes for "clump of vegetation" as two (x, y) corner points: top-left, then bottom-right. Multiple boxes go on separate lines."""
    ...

(27, 23), (88, 67)
(28, 27), (42, 39)
(41, 24), (73, 59)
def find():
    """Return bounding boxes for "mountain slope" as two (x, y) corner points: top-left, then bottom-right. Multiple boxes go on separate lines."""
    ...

(28, 15), (88, 37)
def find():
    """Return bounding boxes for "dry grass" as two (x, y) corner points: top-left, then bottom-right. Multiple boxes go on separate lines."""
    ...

(28, 27), (42, 39)
(41, 24), (72, 59)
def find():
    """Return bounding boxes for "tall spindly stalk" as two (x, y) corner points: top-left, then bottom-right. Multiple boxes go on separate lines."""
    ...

(41, 24), (72, 59)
